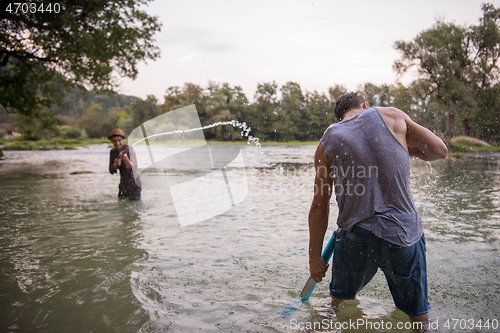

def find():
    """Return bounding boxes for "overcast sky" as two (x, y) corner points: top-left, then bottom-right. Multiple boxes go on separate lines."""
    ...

(118, 0), (500, 102)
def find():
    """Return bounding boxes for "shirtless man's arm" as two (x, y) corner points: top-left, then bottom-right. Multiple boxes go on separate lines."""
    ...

(377, 107), (448, 161)
(308, 143), (333, 282)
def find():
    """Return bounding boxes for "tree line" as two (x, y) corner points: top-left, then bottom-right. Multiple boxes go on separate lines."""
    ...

(394, 3), (500, 140)
(2, 75), (498, 142)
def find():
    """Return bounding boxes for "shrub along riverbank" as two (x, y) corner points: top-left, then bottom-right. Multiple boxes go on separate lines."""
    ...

(446, 137), (500, 155)
(0, 137), (109, 151)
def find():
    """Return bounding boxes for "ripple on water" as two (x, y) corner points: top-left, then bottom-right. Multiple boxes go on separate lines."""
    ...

(1, 147), (499, 332)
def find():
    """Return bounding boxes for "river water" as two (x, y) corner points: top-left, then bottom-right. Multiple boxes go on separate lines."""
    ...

(0, 144), (499, 332)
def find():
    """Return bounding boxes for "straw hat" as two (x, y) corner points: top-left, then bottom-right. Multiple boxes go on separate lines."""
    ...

(108, 128), (126, 140)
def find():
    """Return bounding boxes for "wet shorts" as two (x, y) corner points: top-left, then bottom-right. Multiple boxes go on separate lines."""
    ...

(118, 184), (141, 201)
(330, 225), (430, 317)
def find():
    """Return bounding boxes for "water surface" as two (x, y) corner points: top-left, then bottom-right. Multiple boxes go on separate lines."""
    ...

(0, 145), (499, 332)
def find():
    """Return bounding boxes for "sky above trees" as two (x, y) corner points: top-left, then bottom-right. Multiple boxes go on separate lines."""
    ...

(118, 0), (496, 101)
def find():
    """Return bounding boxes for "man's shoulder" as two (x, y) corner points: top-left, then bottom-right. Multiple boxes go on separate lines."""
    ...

(375, 107), (409, 140)
(376, 107), (408, 120)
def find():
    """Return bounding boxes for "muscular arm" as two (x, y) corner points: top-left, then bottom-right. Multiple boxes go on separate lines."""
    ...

(378, 107), (447, 161)
(405, 113), (448, 161)
(308, 143), (333, 282)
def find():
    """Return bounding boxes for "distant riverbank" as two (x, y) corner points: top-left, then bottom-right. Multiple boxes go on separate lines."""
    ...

(0, 138), (109, 151)
(1, 136), (499, 155)
(0, 137), (321, 151)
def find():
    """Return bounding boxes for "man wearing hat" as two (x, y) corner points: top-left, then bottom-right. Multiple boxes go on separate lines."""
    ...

(108, 128), (141, 200)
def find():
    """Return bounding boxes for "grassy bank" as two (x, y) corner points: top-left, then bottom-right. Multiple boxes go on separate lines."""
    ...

(0, 138), (321, 150)
(2, 136), (500, 155)
(0, 137), (109, 151)
(444, 139), (500, 156)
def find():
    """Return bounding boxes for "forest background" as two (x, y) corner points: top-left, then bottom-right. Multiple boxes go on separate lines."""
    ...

(1, 2), (500, 146)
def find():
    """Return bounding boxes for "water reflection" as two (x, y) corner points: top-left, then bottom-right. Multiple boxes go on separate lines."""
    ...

(0, 154), (149, 331)
(411, 157), (500, 243)
(1, 147), (499, 332)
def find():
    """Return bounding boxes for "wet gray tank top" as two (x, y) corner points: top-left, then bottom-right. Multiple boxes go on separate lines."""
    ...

(320, 107), (422, 247)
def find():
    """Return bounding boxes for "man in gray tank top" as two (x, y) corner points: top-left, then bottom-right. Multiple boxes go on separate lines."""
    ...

(308, 92), (447, 329)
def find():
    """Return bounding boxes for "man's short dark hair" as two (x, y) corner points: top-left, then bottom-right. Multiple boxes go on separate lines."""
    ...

(334, 92), (367, 121)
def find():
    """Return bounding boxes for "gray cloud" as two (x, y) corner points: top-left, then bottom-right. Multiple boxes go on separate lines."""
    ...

(159, 28), (239, 53)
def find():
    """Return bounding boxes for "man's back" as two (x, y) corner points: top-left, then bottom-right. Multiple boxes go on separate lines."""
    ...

(308, 93), (448, 323)
(321, 107), (422, 247)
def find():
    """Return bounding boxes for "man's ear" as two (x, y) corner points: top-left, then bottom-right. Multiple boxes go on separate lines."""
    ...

(362, 101), (369, 109)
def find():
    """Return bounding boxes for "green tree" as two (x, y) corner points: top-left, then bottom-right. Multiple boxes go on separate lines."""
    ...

(358, 83), (393, 107)
(328, 84), (347, 104)
(14, 108), (61, 140)
(467, 4), (500, 140)
(201, 82), (247, 140)
(250, 81), (279, 141)
(130, 95), (159, 129)
(394, 21), (470, 138)
(394, 3), (500, 139)
(161, 83), (204, 114)
(391, 84), (413, 113)
(116, 110), (134, 136)
(471, 84), (500, 141)
(406, 81), (448, 133)
(0, 0), (161, 118)
(277, 82), (305, 141)
(303, 91), (335, 140)
(78, 103), (105, 138)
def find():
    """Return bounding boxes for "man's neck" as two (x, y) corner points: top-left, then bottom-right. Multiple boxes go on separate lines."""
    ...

(341, 107), (365, 122)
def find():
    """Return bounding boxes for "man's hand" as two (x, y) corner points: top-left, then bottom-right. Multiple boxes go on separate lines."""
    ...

(114, 150), (126, 166)
(122, 154), (132, 169)
(114, 157), (122, 168)
(309, 256), (328, 283)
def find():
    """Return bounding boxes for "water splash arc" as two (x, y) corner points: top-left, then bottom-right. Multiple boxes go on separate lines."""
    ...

(130, 120), (261, 148)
